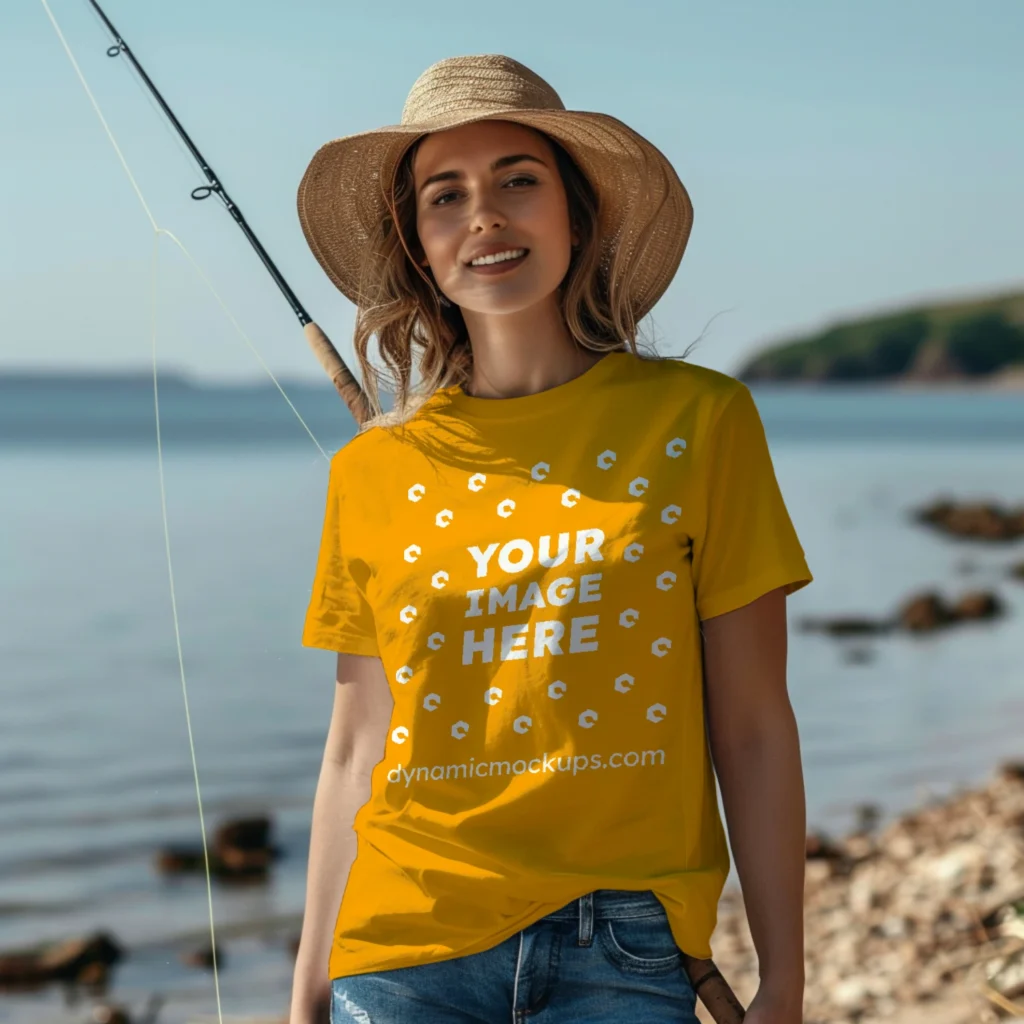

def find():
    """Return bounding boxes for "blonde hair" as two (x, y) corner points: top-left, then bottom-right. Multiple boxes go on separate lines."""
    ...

(349, 124), (676, 431)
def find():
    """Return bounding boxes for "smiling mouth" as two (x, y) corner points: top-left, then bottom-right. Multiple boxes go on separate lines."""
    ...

(466, 249), (530, 273)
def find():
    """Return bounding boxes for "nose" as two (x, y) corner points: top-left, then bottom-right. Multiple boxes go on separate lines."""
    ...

(467, 193), (507, 234)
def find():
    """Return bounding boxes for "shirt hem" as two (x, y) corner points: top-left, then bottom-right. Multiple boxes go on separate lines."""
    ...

(698, 563), (813, 622)
(327, 877), (722, 979)
(301, 629), (380, 657)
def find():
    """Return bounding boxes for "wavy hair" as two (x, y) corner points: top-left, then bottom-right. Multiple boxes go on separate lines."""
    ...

(348, 124), (684, 432)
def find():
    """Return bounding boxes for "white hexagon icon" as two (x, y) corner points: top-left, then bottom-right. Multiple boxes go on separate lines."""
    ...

(661, 504), (682, 525)
(435, 509), (453, 528)
(619, 608), (640, 628)
(426, 632), (445, 650)
(399, 605), (418, 624)
(547, 680), (567, 699)
(666, 438), (687, 458)
(407, 483), (425, 502)
(628, 476), (649, 497)
(656, 571), (677, 591)
(623, 542), (644, 563)
(431, 570), (449, 590)
(561, 488), (580, 508)
(578, 709), (598, 729)
(614, 673), (635, 693)
(483, 687), (503, 706)
(423, 693), (441, 711)
(513, 716), (532, 734)
(597, 449), (617, 470)
(451, 720), (469, 740)
(647, 703), (667, 723)
(395, 665), (413, 685)
(403, 544), (421, 563)
(468, 473), (487, 492)
(391, 726), (409, 744)
(652, 637), (672, 658)
(497, 498), (516, 518)
(531, 461), (550, 481)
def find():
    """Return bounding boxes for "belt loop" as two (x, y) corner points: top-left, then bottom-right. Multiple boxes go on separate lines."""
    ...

(577, 891), (594, 946)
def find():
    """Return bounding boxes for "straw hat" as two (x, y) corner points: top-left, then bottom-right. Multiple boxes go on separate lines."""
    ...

(296, 54), (693, 320)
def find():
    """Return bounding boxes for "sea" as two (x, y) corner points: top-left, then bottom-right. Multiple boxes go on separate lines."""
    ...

(1, 377), (1023, 1023)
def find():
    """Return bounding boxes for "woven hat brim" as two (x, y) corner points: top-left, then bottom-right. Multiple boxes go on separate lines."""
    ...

(296, 108), (693, 320)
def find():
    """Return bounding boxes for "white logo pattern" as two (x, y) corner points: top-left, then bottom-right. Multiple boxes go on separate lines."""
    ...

(399, 431), (690, 747)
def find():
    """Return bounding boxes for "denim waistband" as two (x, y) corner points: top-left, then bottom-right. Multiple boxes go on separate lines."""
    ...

(541, 888), (667, 922)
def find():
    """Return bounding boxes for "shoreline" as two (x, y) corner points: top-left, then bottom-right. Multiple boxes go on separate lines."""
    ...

(0, 757), (1021, 1022)
(701, 759), (1024, 1024)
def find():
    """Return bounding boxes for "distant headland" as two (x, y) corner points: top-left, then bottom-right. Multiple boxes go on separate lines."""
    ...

(738, 286), (1024, 387)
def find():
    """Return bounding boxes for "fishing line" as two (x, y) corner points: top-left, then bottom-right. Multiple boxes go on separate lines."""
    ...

(37, 1), (336, 1019)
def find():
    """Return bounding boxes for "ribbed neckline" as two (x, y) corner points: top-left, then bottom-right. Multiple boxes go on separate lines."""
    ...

(438, 351), (628, 421)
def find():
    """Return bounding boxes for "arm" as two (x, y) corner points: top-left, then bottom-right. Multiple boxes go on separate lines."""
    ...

(701, 586), (806, 1020)
(289, 652), (393, 1024)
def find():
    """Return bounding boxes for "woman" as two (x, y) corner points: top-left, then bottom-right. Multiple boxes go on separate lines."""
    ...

(290, 54), (812, 1024)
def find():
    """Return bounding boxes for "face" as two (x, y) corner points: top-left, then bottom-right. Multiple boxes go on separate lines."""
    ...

(412, 120), (578, 315)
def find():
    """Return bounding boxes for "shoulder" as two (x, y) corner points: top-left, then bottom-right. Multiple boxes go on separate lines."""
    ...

(327, 423), (389, 483)
(617, 351), (750, 422)
(624, 351), (743, 394)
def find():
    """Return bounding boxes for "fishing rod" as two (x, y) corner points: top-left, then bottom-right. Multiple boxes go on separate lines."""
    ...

(85, 0), (370, 426)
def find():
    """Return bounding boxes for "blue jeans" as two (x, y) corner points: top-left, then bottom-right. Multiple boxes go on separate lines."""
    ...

(330, 888), (699, 1023)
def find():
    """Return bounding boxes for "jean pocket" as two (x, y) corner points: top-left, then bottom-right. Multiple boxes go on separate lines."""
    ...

(597, 913), (684, 976)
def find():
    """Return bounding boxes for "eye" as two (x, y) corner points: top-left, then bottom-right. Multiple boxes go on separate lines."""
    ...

(430, 175), (538, 206)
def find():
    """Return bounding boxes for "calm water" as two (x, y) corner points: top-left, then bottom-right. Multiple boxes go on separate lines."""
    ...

(2, 385), (1023, 1022)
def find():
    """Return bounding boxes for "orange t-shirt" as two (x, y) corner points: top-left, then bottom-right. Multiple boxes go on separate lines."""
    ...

(302, 350), (813, 979)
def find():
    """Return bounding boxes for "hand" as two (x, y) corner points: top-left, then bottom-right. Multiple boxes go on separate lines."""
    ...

(741, 982), (804, 1024)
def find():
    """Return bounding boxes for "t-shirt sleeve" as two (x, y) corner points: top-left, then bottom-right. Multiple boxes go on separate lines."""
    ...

(691, 383), (813, 621)
(301, 453), (380, 657)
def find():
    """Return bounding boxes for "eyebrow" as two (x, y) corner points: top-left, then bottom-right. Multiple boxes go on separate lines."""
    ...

(418, 154), (548, 195)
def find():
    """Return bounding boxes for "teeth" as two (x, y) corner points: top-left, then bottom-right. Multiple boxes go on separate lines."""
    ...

(470, 248), (526, 266)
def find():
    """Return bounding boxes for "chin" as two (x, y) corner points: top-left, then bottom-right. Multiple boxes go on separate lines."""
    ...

(456, 281), (565, 317)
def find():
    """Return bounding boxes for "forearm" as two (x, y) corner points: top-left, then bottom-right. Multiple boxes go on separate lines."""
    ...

(290, 757), (372, 1019)
(709, 701), (806, 996)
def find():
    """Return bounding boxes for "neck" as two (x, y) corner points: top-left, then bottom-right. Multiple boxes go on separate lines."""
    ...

(459, 296), (603, 399)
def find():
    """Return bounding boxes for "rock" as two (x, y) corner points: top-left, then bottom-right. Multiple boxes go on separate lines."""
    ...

(155, 814), (279, 881)
(180, 943), (221, 970)
(0, 932), (123, 990)
(154, 849), (205, 874)
(913, 499), (1024, 542)
(1010, 561), (1024, 582)
(951, 590), (1004, 622)
(899, 592), (954, 632)
(705, 763), (1024, 1023)
(214, 816), (271, 853)
(832, 975), (871, 1009)
(806, 832), (845, 860)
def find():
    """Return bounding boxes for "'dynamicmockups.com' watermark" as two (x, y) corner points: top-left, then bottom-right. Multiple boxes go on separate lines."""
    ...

(387, 748), (665, 787)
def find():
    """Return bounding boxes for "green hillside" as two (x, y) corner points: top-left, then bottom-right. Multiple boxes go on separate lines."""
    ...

(737, 286), (1024, 383)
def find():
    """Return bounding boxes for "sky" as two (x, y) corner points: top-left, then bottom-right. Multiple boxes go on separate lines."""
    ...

(2, 0), (1022, 383)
